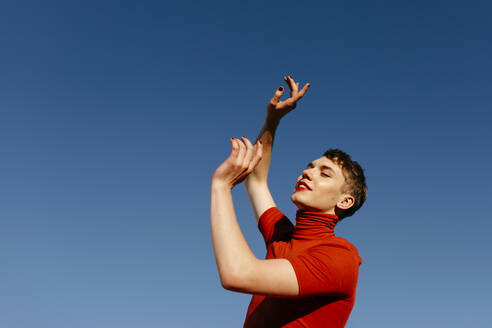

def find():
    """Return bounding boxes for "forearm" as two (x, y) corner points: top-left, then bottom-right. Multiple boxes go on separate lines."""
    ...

(245, 115), (281, 184)
(210, 181), (256, 287)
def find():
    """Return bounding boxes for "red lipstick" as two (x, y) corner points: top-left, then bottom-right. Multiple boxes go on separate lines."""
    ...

(296, 181), (311, 191)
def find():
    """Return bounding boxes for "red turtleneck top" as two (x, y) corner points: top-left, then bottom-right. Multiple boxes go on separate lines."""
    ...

(243, 207), (362, 328)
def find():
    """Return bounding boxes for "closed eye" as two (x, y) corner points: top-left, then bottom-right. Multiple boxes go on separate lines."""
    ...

(321, 173), (330, 177)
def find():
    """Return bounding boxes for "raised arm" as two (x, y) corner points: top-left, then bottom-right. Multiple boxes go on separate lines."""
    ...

(245, 76), (310, 224)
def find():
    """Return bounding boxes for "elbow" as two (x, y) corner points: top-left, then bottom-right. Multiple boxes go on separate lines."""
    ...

(218, 257), (256, 292)
(220, 272), (239, 291)
(221, 279), (234, 291)
(220, 269), (247, 291)
(219, 271), (232, 290)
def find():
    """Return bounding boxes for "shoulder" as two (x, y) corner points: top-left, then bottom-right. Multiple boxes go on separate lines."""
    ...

(312, 237), (363, 266)
(258, 207), (288, 226)
(258, 207), (294, 246)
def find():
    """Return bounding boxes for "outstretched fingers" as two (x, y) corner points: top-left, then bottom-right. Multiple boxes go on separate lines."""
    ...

(284, 75), (298, 94)
(297, 82), (310, 99)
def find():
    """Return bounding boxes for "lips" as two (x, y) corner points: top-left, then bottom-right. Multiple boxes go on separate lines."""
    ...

(296, 180), (311, 191)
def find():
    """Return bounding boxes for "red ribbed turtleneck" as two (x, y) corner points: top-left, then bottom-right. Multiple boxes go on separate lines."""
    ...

(244, 207), (362, 328)
(293, 209), (339, 240)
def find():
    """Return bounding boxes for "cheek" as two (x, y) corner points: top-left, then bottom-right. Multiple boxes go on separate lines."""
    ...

(317, 183), (339, 200)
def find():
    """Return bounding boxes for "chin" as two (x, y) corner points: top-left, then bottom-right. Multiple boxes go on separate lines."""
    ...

(290, 195), (307, 210)
(291, 195), (330, 212)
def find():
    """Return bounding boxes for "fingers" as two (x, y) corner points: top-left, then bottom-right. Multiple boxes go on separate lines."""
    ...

(227, 137), (263, 186)
(235, 137), (247, 165)
(230, 137), (246, 165)
(236, 137), (262, 170)
(238, 137), (262, 181)
(297, 82), (310, 98)
(230, 138), (239, 158)
(284, 75), (298, 93)
(249, 139), (263, 171)
(241, 136), (256, 168)
(270, 86), (284, 106)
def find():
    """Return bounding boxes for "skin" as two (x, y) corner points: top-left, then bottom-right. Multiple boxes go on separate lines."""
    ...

(213, 75), (310, 189)
(291, 156), (355, 215)
(210, 76), (354, 297)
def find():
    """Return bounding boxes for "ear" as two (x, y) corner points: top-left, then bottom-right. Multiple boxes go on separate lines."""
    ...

(337, 194), (355, 210)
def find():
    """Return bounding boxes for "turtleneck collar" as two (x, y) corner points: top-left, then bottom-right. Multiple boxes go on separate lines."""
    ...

(292, 209), (340, 240)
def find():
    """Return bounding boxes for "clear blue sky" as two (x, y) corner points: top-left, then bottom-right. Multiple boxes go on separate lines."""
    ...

(1, 1), (491, 327)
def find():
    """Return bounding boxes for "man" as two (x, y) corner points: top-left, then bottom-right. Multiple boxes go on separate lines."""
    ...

(210, 76), (367, 327)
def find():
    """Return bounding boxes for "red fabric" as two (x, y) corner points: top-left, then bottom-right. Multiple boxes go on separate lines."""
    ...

(243, 207), (362, 328)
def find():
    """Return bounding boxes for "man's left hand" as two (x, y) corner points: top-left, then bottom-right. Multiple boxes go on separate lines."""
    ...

(212, 136), (263, 189)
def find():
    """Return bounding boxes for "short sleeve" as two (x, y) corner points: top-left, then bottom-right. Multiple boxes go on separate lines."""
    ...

(287, 244), (359, 298)
(258, 207), (294, 247)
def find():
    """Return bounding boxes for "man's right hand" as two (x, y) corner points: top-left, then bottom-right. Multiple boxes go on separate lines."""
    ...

(245, 75), (309, 224)
(267, 75), (310, 119)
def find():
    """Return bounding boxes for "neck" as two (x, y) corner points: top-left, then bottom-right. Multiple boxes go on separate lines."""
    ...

(292, 209), (340, 240)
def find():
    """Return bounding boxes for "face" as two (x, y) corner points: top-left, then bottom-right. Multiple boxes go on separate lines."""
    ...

(291, 156), (354, 215)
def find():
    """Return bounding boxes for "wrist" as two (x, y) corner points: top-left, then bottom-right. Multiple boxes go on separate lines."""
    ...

(211, 179), (233, 191)
(265, 114), (281, 126)
(245, 175), (267, 187)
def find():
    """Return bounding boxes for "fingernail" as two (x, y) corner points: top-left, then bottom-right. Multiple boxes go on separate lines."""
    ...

(278, 86), (283, 91)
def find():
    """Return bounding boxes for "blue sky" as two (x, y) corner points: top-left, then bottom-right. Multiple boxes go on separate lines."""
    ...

(0, 1), (491, 327)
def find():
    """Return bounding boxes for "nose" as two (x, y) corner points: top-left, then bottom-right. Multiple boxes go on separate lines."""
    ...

(301, 167), (313, 180)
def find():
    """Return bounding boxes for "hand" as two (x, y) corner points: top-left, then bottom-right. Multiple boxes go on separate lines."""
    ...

(212, 137), (263, 189)
(267, 75), (310, 119)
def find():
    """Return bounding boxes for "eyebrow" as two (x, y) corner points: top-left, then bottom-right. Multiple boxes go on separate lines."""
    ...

(307, 162), (336, 174)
